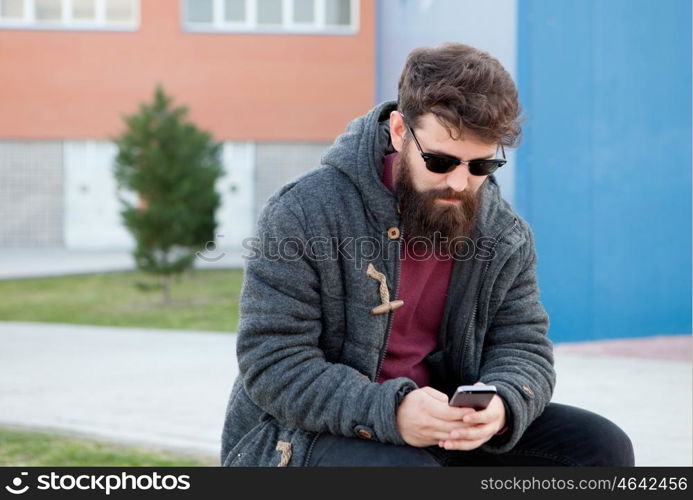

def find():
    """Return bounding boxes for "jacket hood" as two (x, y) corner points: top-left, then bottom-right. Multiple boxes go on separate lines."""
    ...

(321, 100), (516, 239)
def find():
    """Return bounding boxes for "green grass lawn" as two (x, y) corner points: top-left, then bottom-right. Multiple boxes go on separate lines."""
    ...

(0, 427), (217, 466)
(0, 269), (243, 332)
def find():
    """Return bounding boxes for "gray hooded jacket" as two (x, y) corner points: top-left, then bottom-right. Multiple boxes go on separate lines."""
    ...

(220, 101), (554, 467)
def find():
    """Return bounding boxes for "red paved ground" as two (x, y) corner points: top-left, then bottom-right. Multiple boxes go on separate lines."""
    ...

(554, 335), (692, 361)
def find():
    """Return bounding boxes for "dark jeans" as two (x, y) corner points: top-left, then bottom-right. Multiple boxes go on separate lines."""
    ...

(306, 403), (635, 466)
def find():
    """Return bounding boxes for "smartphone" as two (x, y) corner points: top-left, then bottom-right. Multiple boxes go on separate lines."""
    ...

(449, 385), (497, 409)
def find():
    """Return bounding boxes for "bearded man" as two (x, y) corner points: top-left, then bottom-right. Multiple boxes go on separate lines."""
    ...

(220, 43), (634, 467)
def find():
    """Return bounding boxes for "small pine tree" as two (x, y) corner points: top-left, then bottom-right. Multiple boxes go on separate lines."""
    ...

(113, 85), (224, 302)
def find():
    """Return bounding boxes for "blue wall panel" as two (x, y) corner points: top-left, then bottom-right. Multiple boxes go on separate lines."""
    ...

(517, 0), (692, 342)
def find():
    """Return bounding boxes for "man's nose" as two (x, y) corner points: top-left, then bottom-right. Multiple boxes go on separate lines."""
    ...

(445, 166), (469, 192)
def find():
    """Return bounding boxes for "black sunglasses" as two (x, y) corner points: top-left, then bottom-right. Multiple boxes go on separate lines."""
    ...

(404, 118), (506, 176)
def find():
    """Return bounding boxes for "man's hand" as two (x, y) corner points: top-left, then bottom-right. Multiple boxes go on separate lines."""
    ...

(437, 382), (507, 451)
(396, 386), (476, 447)
(396, 383), (507, 450)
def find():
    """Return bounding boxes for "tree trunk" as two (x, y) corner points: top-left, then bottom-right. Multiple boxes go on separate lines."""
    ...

(161, 274), (171, 304)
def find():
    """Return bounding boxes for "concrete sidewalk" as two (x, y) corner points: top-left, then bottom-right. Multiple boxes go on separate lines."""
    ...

(0, 321), (690, 466)
(0, 322), (237, 460)
(0, 247), (246, 280)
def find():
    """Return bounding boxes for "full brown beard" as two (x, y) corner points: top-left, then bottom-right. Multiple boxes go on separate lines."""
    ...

(393, 150), (483, 257)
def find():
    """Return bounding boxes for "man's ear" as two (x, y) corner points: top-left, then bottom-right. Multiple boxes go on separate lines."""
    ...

(389, 111), (407, 152)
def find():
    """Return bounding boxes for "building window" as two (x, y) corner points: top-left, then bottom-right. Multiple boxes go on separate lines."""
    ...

(36, 0), (62, 22)
(293, 0), (313, 23)
(73, 0), (97, 20)
(0, 0), (138, 30)
(185, 0), (213, 23)
(182, 0), (358, 34)
(0, 0), (24, 19)
(325, 0), (349, 25)
(257, 0), (282, 25)
(224, 0), (244, 22)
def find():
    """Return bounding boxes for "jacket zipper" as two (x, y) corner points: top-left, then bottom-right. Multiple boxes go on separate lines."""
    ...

(307, 219), (514, 464)
(304, 432), (320, 466)
(373, 224), (404, 382)
(459, 218), (518, 370)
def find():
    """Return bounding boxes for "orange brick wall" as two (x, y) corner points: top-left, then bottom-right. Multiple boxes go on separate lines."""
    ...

(0, 0), (375, 141)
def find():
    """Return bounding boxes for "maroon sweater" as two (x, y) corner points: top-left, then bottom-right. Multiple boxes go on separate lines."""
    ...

(376, 153), (454, 388)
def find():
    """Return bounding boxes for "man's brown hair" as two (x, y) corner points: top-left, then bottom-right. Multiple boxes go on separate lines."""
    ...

(397, 43), (521, 147)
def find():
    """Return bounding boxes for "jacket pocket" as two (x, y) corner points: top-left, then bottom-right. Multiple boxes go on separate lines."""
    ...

(222, 417), (273, 467)
(223, 415), (318, 467)
(271, 420), (319, 467)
